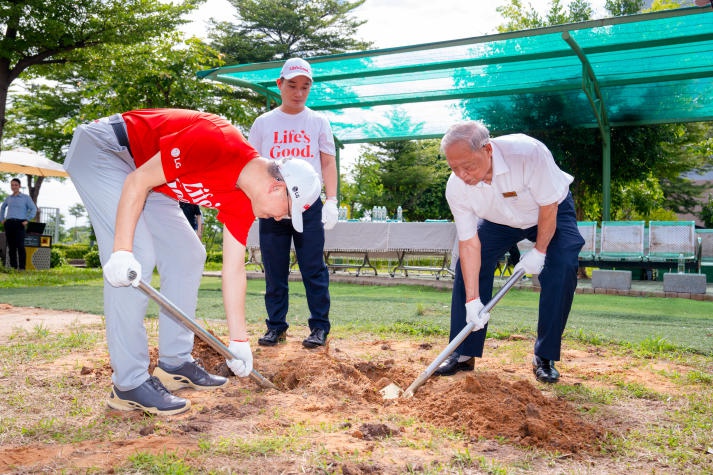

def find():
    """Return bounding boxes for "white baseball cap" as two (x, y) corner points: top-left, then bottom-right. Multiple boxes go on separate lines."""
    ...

(280, 57), (312, 80)
(276, 158), (321, 232)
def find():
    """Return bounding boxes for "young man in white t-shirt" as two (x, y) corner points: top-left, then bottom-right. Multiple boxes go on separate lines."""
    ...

(438, 121), (584, 384)
(248, 58), (338, 349)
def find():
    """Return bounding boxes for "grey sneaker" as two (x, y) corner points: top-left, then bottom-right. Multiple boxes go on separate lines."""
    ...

(107, 376), (190, 416)
(153, 360), (229, 391)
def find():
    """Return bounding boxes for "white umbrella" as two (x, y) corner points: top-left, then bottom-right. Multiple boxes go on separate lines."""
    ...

(0, 148), (68, 178)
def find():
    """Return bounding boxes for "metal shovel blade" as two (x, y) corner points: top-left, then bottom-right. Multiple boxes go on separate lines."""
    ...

(130, 276), (278, 390)
(379, 382), (403, 400)
(401, 268), (525, 399)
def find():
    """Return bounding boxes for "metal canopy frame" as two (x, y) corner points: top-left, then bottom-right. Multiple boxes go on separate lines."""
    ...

(199, 7), (713, 219)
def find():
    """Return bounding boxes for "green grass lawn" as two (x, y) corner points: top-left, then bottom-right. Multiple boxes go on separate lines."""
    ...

(1, 267), (711, 354)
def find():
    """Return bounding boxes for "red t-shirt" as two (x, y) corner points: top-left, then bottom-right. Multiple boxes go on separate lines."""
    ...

(122, 109), (259, 245)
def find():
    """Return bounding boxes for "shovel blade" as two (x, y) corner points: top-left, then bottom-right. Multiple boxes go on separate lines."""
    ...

(379, 382), (403, 400)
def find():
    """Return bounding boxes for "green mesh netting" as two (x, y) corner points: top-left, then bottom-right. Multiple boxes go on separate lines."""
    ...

(199, 8), (713, 144)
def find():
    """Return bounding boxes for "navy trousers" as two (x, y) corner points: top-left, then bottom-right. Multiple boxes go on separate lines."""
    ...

(449, 193), (584, 361)
(259, 197), (331, 335)
(4, 219), (27, 270)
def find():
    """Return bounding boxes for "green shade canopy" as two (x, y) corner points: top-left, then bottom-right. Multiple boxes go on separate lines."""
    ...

(199, 7), (713, 145)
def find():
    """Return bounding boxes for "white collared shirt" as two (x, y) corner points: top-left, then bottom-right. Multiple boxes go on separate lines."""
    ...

(446, 134), (573, 241)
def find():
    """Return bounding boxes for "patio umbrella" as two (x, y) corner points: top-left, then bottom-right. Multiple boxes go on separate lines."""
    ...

(0, 148), (68, 178)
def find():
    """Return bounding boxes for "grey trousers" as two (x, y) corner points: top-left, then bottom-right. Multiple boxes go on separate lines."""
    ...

(64, 118), (206, 391)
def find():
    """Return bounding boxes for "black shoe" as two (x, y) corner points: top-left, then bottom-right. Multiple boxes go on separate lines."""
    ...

(302, 328), (327, 348)
(107, 376), (190, 416)
(533, 355), (560, 383)
(258, 329), (287, 346)
(153, 360), (228, 391)
(434, 353), (475, 376)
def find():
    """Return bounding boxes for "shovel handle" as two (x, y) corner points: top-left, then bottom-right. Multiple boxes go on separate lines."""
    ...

(128, 272), (278, 390)
(402, 268), (525, 398)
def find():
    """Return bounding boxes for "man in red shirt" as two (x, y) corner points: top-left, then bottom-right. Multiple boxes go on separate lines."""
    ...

(64, 109), (320, 415)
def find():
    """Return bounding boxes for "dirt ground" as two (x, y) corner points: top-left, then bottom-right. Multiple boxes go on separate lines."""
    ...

(0, 304), (704, 474)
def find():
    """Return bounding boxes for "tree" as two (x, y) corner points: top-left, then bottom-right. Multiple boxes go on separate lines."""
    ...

(496, 0), (592, 32)
(604, 0), (645, 16)
(210, 0), (372, 64)
(344, 139), (452, 222)
(700, 194), (713, 228)
(5, 33), (238, 148)
(68, 202), (85, 241)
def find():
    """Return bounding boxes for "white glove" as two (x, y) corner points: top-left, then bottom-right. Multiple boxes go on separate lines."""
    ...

(514, 249), (546, 275)
(322, 198), (338, 230)
(465, 298), (490, 332)
(226, 340), (253, 378)
(103, 251), (141, 287)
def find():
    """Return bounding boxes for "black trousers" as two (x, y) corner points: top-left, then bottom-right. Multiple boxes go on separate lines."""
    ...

(4, 219), (27, 270)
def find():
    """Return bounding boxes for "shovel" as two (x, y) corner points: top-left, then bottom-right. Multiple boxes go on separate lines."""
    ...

(399, 268), (526, 399)
(129, 272), (278, 390)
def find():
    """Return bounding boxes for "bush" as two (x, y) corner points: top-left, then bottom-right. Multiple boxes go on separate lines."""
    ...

(701, 194), (713, 228)
(55, 243), (91, 259)
(206, 251), (223, 263)
(50, 248), (66, 268)
(84, 250), (101, 268)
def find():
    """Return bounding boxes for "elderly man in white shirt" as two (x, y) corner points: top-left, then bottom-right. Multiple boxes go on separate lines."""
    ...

(437, 121), (584, 384)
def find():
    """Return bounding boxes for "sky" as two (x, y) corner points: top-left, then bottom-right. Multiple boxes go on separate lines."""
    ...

(4, 0), (609, 227)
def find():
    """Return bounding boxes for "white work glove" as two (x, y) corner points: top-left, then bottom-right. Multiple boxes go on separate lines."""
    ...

(465, 298), (490, 332)
(514, 249), (546, 275)
(103, 251), (142, 287)
(226, 340), (253, 378)
(321, 198), (338, 230)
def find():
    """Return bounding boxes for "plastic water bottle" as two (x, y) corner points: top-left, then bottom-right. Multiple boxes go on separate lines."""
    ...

(396, 206), (403, 222)
(678, 253), (685, 273)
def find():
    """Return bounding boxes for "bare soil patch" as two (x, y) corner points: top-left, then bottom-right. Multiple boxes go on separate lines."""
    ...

(0, 304), (700, 474)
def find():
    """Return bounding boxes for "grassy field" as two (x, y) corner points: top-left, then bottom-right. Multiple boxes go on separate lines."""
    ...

(1, 267), (711, 355)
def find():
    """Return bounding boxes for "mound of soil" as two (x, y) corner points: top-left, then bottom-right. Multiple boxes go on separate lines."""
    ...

(191, 336), (603, 454)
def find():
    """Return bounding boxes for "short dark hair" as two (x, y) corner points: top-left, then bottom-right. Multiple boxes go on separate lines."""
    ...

(11, 178), (21, 186)
(269, 161), (283, 182)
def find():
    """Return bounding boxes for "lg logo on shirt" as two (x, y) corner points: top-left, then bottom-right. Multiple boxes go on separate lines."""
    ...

(171, 147), (182, 168)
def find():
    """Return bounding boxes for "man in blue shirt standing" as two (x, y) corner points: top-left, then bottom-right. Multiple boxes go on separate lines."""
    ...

(1, 178), (38, 270)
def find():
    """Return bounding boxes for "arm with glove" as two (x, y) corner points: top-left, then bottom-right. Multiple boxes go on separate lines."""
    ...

(320, 151), (339, 230)
(458, 235), (491, 332)
(104, 152), (167, 287)
(221, 227), (254, 377)
(513, 202), (558, 276)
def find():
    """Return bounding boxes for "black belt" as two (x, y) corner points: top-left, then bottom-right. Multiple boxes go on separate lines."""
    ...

(109, 114), (133, 157)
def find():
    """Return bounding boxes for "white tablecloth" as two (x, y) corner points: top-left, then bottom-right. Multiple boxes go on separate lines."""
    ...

(247, 221), (457, 252)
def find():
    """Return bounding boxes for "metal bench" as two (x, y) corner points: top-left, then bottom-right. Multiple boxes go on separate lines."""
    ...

(577, 221), (598, 261)
(645, 220), (697, 271)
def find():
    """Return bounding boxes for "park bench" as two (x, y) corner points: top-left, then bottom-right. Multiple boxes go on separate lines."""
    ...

(577, 220), (702, 274)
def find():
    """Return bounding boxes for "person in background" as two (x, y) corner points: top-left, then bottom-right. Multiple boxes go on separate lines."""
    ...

(1, 178), (38, 270)
(436, 121), (584, 384)
(248, 57), (339, 349)
(180, 201), (203, 240)
(64, 108), (321, 415)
